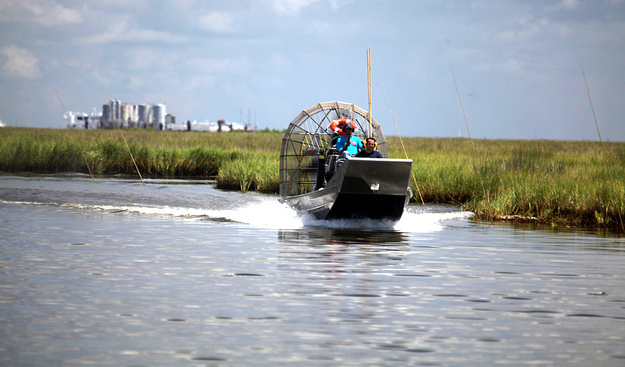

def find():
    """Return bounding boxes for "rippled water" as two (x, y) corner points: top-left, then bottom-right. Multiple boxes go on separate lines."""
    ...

(1, 175), (624, 366)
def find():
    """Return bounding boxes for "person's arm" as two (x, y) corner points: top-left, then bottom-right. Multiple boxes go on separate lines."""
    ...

(338, 137), (350, 154)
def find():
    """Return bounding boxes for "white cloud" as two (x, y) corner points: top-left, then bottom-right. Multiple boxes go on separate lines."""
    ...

(126, 48), (178, 71)
(557, 0), (581, 10)
(198, 12), (235, 34)
(0, 0), (82, 25)
(544, 0), (581, 12)
(185, 56), (252, 75)
(269, 0), (327, 15)
(0, 46), (40, 79)
(497, 17), (550, 43)
(184, 75), (217, 92)
(76, 18), (187, 45)
(306, 19), (360, 37)
(501, 59), (522, 73)
(86, 0), (149, 8)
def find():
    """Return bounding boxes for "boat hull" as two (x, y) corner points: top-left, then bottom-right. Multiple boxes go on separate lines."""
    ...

(282, 157), (412, 221)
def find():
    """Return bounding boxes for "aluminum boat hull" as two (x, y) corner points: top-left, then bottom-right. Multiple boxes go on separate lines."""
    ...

(282, 157), (413, 221)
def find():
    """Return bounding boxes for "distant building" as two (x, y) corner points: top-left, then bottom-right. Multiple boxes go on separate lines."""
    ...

(63, 99), (255, 133)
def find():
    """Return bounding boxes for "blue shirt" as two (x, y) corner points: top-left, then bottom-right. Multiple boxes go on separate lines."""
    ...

(336, 135), (363, 156)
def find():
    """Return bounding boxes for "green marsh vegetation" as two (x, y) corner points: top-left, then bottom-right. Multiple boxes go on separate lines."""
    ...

(0, 128), (281, 193)
(388, 137), (625, 230)
(1, 127), (623, 231)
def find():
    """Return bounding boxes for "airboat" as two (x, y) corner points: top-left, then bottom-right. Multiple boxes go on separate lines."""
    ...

(279, 101), (413, 221)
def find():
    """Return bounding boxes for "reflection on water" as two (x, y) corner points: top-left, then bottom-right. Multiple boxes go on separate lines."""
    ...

(279, 227), (410, 245)
(1, 175), (625, 366)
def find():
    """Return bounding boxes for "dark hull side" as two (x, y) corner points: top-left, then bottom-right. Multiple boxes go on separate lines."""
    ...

(282, 157), (413, 221)
(324, 193), (408, 220)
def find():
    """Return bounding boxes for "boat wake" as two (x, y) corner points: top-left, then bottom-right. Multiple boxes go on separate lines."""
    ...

(2, 197), (474, 233)
(395, 207), (475, 233)
(298, 206), (474, 233)
(228, 200), (474, 233)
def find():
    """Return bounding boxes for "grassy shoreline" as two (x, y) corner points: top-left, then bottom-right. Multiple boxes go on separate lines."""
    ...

(1, 127), (624, 231)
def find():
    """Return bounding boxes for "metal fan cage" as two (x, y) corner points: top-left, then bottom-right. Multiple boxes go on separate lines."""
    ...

(279, 101), (387, 197)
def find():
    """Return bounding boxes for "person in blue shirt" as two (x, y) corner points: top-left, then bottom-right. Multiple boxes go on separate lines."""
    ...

(356, 137), (383, 158)
(336, 124), (363, 158)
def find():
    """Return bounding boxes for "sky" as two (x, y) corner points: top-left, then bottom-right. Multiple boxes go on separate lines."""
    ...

(0, 0), (624, 140)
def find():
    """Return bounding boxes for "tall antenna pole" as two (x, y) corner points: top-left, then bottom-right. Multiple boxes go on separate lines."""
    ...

(54, 85), (96, 182)
(367, 49), (372, 137)
(382, 80), (425, 206)
(581, 63), (624, 232)
(99, 83), (146, 186)
(451, 66), (491, 218)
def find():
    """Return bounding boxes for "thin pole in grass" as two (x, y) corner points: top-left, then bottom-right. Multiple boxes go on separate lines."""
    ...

(367, 49), (373, 138)
(381, 80), (425, 206)
(581, 63), (625, 233)
(54, 85), (96, 182)
(450, 66), (491, 218)
(99, 84), (145, 186)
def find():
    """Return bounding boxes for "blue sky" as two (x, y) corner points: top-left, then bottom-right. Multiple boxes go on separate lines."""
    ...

(1, 0), (624, 140)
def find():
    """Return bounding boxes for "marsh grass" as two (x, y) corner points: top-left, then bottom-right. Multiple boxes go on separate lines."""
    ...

(2, 128), (624, 229)
(388, 137), (625, 229)
(215, 153), (279, 193)
(0, 128), (279, 192)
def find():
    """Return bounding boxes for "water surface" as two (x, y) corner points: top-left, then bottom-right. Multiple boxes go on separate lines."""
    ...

(1, 175), (624, 366)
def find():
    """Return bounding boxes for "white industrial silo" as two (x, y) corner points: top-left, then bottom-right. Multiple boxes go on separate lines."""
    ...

(130, 104), (138, 127)
(151, 103), (166, 130)
(89, 108), (101, 129)
(112, 100), (121, 122)
(101, 103), (112, 128)
(120, 104), (138, 127)
(121, 104), (131, 128)
(138, 104), (151, 128)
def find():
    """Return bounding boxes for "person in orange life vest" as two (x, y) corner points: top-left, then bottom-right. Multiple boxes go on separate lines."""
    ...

(356, 137), (383, 158)
(336, 124), (363, 158)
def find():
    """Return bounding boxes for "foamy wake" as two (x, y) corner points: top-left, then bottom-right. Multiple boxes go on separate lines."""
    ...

(225, 201), (475, 233)
(394, 209), (474, 233)
(4, 199), (474, 232)
(65, 200), (304, 229)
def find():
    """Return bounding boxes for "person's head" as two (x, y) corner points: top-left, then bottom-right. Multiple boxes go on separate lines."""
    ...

(343, 124), (354, 136)
(365, 137), (376, 152)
